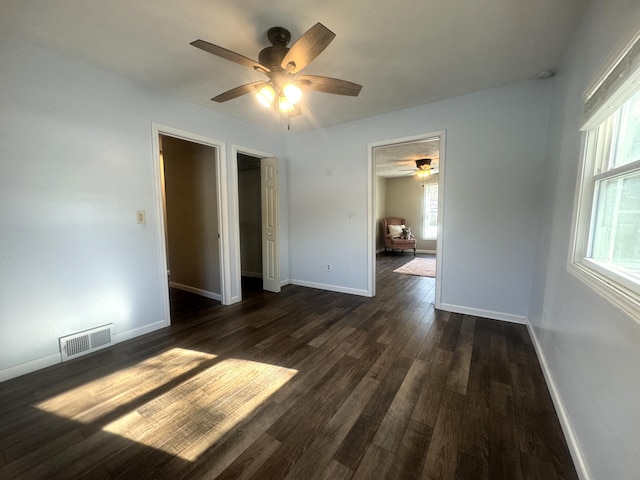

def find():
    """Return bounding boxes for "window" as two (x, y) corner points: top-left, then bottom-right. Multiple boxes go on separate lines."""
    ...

(570, 66), (640, 320)
(422, 184), (438, 239)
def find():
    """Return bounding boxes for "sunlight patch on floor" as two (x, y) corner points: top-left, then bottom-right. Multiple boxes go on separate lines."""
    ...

(36, 347), (297, 461)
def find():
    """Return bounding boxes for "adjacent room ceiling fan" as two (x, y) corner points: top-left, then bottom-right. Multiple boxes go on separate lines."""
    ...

(190, 23), (362, 117)
(396, 159), (439, 178)
(414, 158), (438, 177)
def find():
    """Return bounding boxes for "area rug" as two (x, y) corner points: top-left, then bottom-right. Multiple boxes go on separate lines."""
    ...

(393, 257), (436, 277)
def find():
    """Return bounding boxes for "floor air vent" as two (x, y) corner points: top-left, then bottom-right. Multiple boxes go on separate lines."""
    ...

(59, 324), (114, 361)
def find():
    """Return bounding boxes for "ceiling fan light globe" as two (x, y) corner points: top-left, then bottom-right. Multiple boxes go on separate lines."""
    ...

(256, 85), (275, 108)
(283, 83), (302, 104)
(416, 170), (431, 178)
(278, 96), (295, 112)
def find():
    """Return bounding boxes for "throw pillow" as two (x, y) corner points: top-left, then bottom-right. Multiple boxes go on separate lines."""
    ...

(388, 224), (405, 238)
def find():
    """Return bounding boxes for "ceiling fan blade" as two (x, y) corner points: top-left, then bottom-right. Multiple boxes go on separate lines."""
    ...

(191, 39), (270, 73)
(281, 23), (335, 73)
(297, 75), (362, 96)
(212, 81), (267, 103)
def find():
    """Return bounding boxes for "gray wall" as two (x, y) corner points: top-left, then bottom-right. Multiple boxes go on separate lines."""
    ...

(163, 136), (220, 296)
(528, 0), (640, 478)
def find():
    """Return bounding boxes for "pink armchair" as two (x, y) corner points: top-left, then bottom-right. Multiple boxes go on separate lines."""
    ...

(383, 217), (416, 255)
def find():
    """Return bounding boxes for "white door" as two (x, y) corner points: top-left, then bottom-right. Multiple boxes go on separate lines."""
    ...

(261, 157), (280, 293)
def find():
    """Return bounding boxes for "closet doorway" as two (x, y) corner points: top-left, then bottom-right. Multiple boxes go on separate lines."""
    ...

(236, 151), (281, 296)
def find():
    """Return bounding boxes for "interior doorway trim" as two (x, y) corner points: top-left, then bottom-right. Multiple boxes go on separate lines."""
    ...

(230, 144), (276, 303)
(367, 130), (446, 308)
(151, 123), (229, 324)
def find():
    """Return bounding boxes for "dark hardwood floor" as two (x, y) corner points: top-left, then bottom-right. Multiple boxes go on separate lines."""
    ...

(0, 253), (578, 479)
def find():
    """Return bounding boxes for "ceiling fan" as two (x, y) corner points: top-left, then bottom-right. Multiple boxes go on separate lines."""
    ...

(396, 158), (439, 177)
(414, 158), (438, 177)
(190, 23), (362, 117)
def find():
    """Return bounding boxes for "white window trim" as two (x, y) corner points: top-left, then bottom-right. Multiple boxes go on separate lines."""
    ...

(422, 183), (438, 240)
(568, 36), (640, 324)
(567, 260), (640, 322)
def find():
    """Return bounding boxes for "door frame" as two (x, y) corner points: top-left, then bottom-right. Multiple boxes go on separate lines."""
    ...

(152, 123), (229, 324)
(230, 145), (278, 301)
(367, 130), (446, 308)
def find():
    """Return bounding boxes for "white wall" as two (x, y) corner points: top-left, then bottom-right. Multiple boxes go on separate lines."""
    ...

(529, 1), (640, 479)
(287, 79), (553, 319)
(0, 35), (286, 380)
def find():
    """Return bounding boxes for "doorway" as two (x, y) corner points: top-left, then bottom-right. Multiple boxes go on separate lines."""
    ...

(152, 124), (229, 326)
(237, 153), (263, 297)
(152, 125), (281, 322)
(234, 150), (281, 297)
(368, 131), (446, 307)
(161, 134), (221, 299)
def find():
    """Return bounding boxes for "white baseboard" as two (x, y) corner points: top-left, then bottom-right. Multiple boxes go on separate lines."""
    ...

(114, 320), (167, 344)
(289, 279), (370, 297)
(526, 322), (591, 480)
(169, 282), (222, 301)
(0, 353), (61, 382)
(0, 319), (169, 382)
(280, 279), (290, 287)
(438, 303), (527, 324)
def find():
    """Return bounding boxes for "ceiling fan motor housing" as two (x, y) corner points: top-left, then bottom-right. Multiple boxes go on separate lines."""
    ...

(267, 26), (291, 46)
(258, 45), (289, 71)
(259, 27), (291, 71)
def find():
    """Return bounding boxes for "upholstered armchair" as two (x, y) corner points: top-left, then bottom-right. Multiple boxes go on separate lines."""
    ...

(383, 217), (417, 255)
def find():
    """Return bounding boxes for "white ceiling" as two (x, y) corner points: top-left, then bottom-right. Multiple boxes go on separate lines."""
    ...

(0, 0), (581, 134)
(375, 137), (440, 178)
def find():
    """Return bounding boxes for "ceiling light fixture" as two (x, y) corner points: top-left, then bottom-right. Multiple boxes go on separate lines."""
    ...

(414, 158), (434, 178)
(256, 84), (276, 108)
(278, 95), (295, 113)
(283, 83), (302, 104)
(257, 82), (302, 113)
(191, 23), (362, 125)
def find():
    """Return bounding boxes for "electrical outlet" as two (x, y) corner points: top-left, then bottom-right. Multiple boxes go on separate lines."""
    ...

(543, 309), (548, 324)
(326, 264), (331, 271)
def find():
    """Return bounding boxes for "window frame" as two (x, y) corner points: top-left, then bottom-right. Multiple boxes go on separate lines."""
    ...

(568, 64), (640, 323)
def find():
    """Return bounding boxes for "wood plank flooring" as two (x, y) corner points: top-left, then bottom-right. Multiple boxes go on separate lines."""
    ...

(0, 253), (579, 479)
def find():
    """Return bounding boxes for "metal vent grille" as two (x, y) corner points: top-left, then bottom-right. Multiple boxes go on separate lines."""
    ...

(90, 328), (112, 349)
(59, 324), (114, 361)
